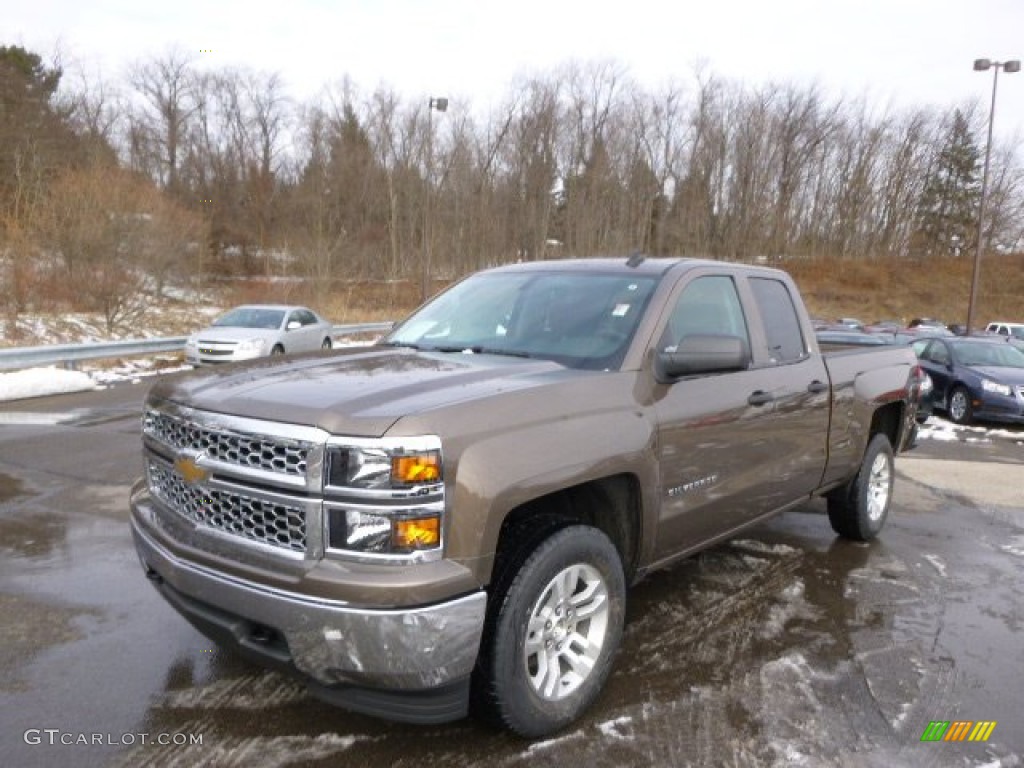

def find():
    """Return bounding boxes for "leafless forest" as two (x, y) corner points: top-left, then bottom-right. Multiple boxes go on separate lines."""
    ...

(2, 46), (1023, 335)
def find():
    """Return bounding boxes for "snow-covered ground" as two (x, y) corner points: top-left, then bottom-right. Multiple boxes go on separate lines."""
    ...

(915, 415), (1024, 445)
(0, 302), (382, 403)
(0, 303), (223, 348)
(0, 357), (194, 402)
(0, 367), (99, 402)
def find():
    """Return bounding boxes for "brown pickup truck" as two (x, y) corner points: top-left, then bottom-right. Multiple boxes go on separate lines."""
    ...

(130, 257), (921, 737)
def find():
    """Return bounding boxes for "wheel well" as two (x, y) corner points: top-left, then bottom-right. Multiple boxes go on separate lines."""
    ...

(870, 402), (904, 447)
(489, 475), (641, 588)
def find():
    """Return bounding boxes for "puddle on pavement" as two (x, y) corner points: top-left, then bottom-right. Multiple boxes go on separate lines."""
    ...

(0, 592), (96, 692)
(0, 472), (30, 504)
(0, 514), (68, 559)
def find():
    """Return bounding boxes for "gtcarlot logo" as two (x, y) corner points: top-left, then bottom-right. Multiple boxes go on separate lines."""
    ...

(920, 720), (997, 742)
(24, 729), (203, 747)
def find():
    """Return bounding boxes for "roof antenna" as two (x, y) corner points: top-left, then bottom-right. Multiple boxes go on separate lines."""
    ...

(626, 251), (645, 268)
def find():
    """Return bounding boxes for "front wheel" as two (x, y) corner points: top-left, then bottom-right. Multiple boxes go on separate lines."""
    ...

(482, 525), (625, 738)
(270, 344), (285, 356)
(827, 433), (894, 541)
(947, 385), (973, 425)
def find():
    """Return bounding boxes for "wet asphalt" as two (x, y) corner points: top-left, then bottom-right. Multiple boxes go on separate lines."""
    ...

(1, 381), (1022, 767)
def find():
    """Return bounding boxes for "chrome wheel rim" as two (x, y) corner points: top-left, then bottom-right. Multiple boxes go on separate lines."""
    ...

(949, 391), (967, 422)
(524, 563), (609, 701)
(866, 452), (892, 522)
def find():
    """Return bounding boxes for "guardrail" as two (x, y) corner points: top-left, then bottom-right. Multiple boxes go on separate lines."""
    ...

(0, 322), (395, 372)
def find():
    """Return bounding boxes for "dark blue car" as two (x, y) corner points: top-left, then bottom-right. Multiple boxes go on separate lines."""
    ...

(911, 336), (1024, 425)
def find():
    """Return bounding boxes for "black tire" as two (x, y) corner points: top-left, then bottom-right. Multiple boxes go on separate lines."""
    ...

(270, 344), (285, 356)
(321, 337), (333, 349)
(827, 433), (894, 541)
(947, 385), (973, 425)
(479, 525), (625, 738)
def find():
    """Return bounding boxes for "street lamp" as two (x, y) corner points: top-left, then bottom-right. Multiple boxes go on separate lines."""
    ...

(966, 58), (1020, 335)
(421, 96), (449, 302)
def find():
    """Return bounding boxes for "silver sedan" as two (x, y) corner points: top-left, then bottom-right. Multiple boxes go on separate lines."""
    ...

(185, 305), (334, 365)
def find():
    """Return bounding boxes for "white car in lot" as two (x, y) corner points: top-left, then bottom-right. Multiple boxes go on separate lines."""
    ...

(185, 305), (335, 365)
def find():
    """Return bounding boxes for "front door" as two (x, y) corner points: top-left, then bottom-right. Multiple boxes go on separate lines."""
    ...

(651, 272), (829, 561)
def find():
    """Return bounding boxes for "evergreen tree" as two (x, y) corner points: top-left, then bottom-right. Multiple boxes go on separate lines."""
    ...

(912, 109), (980, 257)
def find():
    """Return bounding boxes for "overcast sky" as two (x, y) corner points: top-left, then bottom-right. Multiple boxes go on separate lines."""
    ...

(8, 0), (1024, 140)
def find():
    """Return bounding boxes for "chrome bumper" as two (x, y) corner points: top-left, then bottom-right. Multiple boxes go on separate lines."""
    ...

(130, 504), (486, 693)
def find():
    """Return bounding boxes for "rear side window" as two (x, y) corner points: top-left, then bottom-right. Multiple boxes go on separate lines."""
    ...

(749, 277), (807, 364)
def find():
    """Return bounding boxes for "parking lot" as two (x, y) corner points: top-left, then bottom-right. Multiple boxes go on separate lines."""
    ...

(1, 382), (1022, 767)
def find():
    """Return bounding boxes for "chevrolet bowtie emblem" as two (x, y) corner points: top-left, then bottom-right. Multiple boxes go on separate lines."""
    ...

(174, 453), (210, 486)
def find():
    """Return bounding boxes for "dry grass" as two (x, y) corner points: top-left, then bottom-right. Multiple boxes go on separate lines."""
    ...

(217, 257), (1024, 328)
(218, 278), (451, 324)
(786, 254), (1024, 326)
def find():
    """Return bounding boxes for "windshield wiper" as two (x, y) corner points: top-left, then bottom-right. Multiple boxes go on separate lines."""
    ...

(377, 341), (422, 350)
(430, 345), (532, 358)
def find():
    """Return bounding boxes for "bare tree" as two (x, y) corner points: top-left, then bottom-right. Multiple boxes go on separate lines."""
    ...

(128, 50), (196, 194)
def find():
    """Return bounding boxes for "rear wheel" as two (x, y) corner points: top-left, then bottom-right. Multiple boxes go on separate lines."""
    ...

(827, 432), (894, 541)
(947, 385), (973, 425)
(321, 337), (333, 349)
(479, 525), (625, 738)
(270, 344), (285, 356)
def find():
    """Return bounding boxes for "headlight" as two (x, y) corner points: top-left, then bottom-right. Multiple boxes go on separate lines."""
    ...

(981, 379), (1012, 397)
(324, 437), (444, 559)
(326, 445), (442, 489)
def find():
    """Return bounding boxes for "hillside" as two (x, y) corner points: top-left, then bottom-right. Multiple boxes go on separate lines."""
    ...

(2, 254), (1022, 349)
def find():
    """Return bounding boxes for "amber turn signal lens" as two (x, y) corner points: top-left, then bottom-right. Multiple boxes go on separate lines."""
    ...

(393, 516), (440, 549)
(392, 453), (441, 484)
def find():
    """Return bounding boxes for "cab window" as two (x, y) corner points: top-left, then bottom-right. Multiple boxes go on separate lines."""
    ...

(749, 277), (807, 364)
(659, 275), (750, 352)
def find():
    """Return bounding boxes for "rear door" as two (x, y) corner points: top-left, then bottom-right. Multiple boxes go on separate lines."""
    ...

(745, 275), (832, 504)
(650, 270), (829, 560)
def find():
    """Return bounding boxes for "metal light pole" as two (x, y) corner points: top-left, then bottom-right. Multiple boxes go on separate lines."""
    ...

(421, 96), (448, 302)
(966, 58), (1020, 335)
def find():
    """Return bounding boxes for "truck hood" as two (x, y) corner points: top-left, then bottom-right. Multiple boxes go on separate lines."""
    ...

(150, 347), (572, 436)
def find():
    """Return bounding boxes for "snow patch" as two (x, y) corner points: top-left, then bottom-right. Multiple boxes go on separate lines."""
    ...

(730, 539), (799, 556)
(922, 554), (947, 578)
(525, 729), (585, 753)
(915, 415), (1022, 443)
(759, 579), (807, 640)
(596, 715), (634, 741)
(0, 367), (98, 402)
(999, 536), (1024, 558)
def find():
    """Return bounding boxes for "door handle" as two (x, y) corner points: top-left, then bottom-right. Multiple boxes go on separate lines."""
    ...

(748, 390), (774, 406)
(807, 380), (828, 394)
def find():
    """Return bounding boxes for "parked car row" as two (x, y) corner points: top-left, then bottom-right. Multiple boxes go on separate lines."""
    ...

(815, 319), (1024, 427)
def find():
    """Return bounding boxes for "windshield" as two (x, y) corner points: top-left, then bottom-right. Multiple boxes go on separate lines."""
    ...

(953, 342), (1024, 368)
(384, 270), (659, 370)
(212, 307), (286, 330)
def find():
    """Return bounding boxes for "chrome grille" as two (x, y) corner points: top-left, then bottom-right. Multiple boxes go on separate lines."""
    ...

(144, 409), (311, 476)
(148, 462), (306, 552)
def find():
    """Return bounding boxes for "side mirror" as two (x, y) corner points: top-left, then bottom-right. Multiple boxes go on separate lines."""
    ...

(657, 334), (751, 380)
(286, 320), (301, 331)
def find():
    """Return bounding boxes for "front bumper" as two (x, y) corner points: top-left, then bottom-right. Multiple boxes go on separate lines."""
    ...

(971, 390), (1024, 424)
(130, 498), (487, 723)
